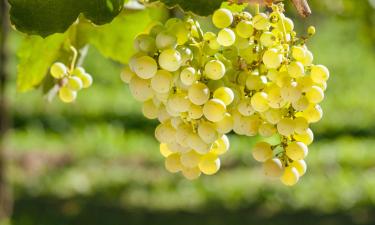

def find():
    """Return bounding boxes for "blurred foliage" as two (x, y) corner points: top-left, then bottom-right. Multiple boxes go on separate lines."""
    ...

(3, 0), (375, 224)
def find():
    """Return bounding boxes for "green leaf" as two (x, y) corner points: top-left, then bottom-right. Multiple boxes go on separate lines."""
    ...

(79, 7), (168, 64)
(16, 33), (67, 92)
(8, 0), (125, 37)
(152, 0), (224, 16)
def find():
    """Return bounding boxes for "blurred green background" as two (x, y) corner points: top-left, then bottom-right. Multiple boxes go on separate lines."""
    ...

(2, 0), (375, 224)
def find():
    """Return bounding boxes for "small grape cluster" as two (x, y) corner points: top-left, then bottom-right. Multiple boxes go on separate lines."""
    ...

(123, 3), (329, 185)
(49, 50), (93, 103)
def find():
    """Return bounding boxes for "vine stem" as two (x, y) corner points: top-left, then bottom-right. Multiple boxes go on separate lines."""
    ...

(255, 4), (260, 14)
(69, 46), (78, 73)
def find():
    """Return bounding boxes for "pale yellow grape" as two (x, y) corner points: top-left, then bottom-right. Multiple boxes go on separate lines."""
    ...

(296, 76), (313, 92)
(292, 96), (309, 111)
(237, 98), (255, 116)
(142, 100), (159, 119)
(290, 160), (307, 176)
(280, 167), (299, 186)
(188, 104), (203, 119)
(252, 142), (273, 162)
(235, 20), (254, 38)
(198, 121), (219, 144)
(50, 62), (67, 79)
(215, 113), (233, 134)
(306, 86), (324, 103)
(246, 75), (266, 90)
(277, 118), (295, 136)
(150, 70), (172, 93)
(77, 72), (93, 88)
(260, 31), (277, 47)
(67, 76), (83, 91)
(187, 133), (211, 154)
(160, 143), (173, 157)
(155, 31), (177, 50)
(212, 8), (233, 28)
(217, 28), (236, 47)
(180, 67), (197, 86)
(155, 122), (176, 144)
(181, 150), (202, 168)
(199, 154), (221, 175)
(211, 135), (230, 155)
(281, 82), (302, 102)
(59, 87), (77, 103)
(203, 31), (216, 41)
(129, 76), (153, 102)
(178, 46), (193, 64)
(264, 109), (282, 124)
(263, 158), (283, 178)
(251, 92), (269, 112)
(301, 50), (313, 66)
(167, 92), (190, 113)
(188, 82), (210, 105)
(253, 13), (270, 30)
(308, 26), (316, 35)
(301, 104), (323, 123)
(175, 124), (192, 147)
(167, 142), (190, 154)
(275, 71), (292, 87)
(204, 60), (225, 80)
(120, 66), (135, 83)
(292, 46), (306, 61)
(268, 86), (285, 108)
(259, 123), (276, 137)
(263, 48), (282, 69)
(213, 87), (234, 105)
(157, 107), (171, 123)
(294, 128), (314, 145)
(242, 115), (261, 136)
(182, 166), (201, 180)
(165, 153), (182, 173)
(234, 36), (250, 50)
(311, 65), (329, 84)
(133, 55), (158, 79)
(287, 61), (304, 78)
(170, 117), (183, 129)
(293, 117), (308, 134)
(285, 142), (308, 161)
(203, 99), (227, 122)
(232, 110), (246, 135)
(282, 17), (294, 32)
(267, 69), (278, 82)
(165, 103), (179, 117)
(134, 34), (156, 53)
(158, 48), (182, 72)
(316, 81), (328, 91)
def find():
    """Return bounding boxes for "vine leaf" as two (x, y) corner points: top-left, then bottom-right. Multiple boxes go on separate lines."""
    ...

(150, 0), (224, 16)
(8, 0), (125, 37)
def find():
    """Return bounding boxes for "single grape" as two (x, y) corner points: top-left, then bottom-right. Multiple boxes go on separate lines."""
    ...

(287, 61), (304, 78)
(217, 28), (236, 47)
(158, 49), (182, 72)
(294, 128), (314, 146)
(181, 150), (202, 168)
(188, 104), (203, 120)
(280, 167), (299, 186)
(204, 60), (226, 80)
(285, 141), (308, 161)
(182, 166), (201, 180)
(253, 13), (270, 30)
(236, 20), (254, 38)
(129, 76), (153, 102)
(259, 123), (276, 137)
(120, 66), (135, 83)
(160, 143), (173, 157)
(199, 153), (220, 175)
(133, 55), (158, 79)
(251, 92), (269, 112)
(188, 82), (210, 105)
(252, 142), (273, 162)
(277, 118), (295, 136)
(263, 48), (283, 69)
(151, 70), (173, 93)
(142, 100), (159, 119)
(306, 86), (324, 104)
(311, 65), (329, 84)
(290, 160), (307, 176)
(59, 86), (77, 103)
(165, 153), (182, 173)
(213, 87), (234, 106)
(67, 76), (83, 91)
(263, 158), (283, 178)
(50, 62), (68, 79)
(211, 135), (230, 155)
(155, 31), (177, 50)
(180, 67), (198, 86)
(203, 99), (227, 122)
(198, 121), (219, 144)
(215, 113), (234, 134)
(212, 8), (233, 28)
(155, 122), (176, 144)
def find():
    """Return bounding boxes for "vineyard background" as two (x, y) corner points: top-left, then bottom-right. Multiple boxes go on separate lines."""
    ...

(2, 0), (375, 224)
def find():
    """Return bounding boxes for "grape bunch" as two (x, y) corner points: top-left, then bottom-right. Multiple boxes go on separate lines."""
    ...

(50, 61), (93, 103)
(123, 3), (329, 185)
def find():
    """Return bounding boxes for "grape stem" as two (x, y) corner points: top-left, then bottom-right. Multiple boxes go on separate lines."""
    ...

(69, 46), (78, 73)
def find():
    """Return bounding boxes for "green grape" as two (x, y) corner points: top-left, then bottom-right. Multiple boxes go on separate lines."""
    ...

(134, 34), (156, 53)
(287, 61), (304, 78)
(158, 49), (182, 72)
(182, 166), (201, 180)
(308, 26), (316, 36)
(277, 118), (295, 136)
(253, 13), (270, 30)
(292, 96), (309, 111)
(293, 117), (308, 134)
(235, 20), (254, 38)
(175, 124), (192, 147)
(142, 100), (159, 119)
(237, 98), (255, 116)
(290, 160), (307, 176)
(280, 167), (299, 186)
(252, 142), (273, 162)
(133, 55), (158, 79)
(74, 69), (93, 88)
(67, 76), (83, 91)
(181, 150), (202, 168)
(285, 141), (308, 161)
(160, 143), (173, 158)
(188, 133), (211, 154)
(180, 67), (197, 86)
(296, 76), (313, 92)
(263, 158), (283, 178)
(59, 86), (77, 103)
(157, 107), (171, 123)
(155, 122), (176, 144)
(188, 82), (210, 105)
(281, 17), (294, 32)
(167, 92), (191, 113)
(294, 128), (314, 146)
(215, 113), (233, 134)
(217, 28), (236, 47)
(165, 153), (182, 173)
(260, 31), (277, 47)
(234, 36), (251, 50)
(281, 82), (302, 102)
(212, 8), (233, 28)
(149, 23), (164, 37)
(199, 154), (220, 175)
(213, 87), (234, 105)
(188, 104), (203, 120)
(129, 76), (153, 102)
(305, 86), (324, 104)
(155, 31), (177, 50)
(50, 62), (68, 79)
(311, 65), (329, 84)
(204, 60), (225, 80)
(203, 99), (227, 122)
(151, 70), (173, 93)
(211, 135), (230, 155)
(120, 66), (135, 84)
(263, 48), (282, 69)
(251, 92), (269, 112)
(291, 46), (306, 61)
(246, 74), (266, 91)
(301, 50), (313, 66)
(198, 121), (218, 144)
